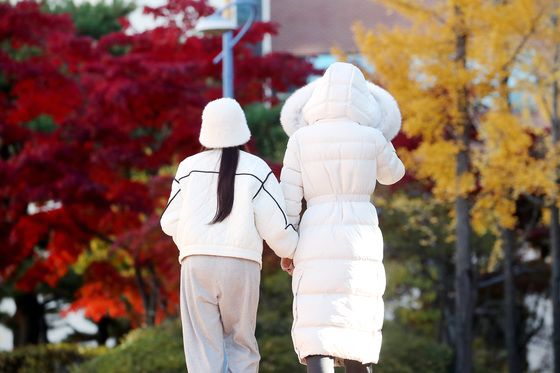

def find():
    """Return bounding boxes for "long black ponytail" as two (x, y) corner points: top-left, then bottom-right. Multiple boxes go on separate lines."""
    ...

(209, 146), (241, 224)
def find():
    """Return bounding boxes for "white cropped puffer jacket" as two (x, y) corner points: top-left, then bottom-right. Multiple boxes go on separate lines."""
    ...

(161, 149), (298, 266)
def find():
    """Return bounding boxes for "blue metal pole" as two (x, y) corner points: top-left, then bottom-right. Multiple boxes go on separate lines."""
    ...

(222, 31), (234, 98)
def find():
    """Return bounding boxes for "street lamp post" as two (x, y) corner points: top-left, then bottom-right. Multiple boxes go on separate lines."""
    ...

(222, 31), (234, 98)
(195, 0), (258, 98)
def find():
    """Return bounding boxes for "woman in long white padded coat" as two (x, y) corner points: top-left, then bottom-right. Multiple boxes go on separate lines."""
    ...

(279, 62), (405, 373)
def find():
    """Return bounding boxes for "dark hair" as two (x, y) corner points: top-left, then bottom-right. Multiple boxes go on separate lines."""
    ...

(209, 146), (241, 224)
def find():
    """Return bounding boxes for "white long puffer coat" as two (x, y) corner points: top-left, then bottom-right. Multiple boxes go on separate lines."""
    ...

(280, 62), (405, 365)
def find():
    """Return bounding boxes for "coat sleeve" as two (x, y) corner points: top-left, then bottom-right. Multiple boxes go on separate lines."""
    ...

(280, 135), (304, 229)
(160, 166), (184, 238)
(376, 134), (405, 185)
(253, 169), (299, 259)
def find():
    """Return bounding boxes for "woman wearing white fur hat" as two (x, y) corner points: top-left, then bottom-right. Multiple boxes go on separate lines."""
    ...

(279, 62), (405, 373)
(160, 98), (298, 373)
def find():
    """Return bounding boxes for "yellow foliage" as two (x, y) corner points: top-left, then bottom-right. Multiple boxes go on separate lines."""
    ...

(355, 0), (557, 238)
(486, 238), (504, 272)
(130, 168), (151, 183)
(543, 207), (552, 225)
(73, 239), (135, 277)
(159, 164), (178, 177)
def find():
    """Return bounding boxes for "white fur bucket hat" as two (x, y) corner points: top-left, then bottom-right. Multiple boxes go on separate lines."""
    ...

(280, 62), (402, 141)
(199, 98), (251, 148)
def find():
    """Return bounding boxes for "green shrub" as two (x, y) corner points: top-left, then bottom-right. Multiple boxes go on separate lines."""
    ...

(0, 343), (105, 373)
(0, 281), (452, 373)
(73, 319), (185, 373)
(257, 270), (305, 373)
(376, 323), (453, 373)
(245, 103), (288, 162)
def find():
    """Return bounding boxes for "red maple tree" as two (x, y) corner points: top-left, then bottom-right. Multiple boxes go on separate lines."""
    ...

(0, 0), (314, 343)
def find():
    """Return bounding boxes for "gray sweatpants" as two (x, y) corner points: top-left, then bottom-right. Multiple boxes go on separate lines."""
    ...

(180, 255), (261, 373)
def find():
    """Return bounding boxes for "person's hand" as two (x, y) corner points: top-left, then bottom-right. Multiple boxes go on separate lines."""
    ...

(280, 258), (294, 276)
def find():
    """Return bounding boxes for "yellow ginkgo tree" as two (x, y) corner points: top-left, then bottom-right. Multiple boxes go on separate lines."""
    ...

(355, 0), (554, 372)
(470, 1), (554, 371)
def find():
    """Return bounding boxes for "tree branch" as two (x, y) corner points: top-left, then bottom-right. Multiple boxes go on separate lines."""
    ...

(378, 0), (446, 24)
(499, 3), (549, 73)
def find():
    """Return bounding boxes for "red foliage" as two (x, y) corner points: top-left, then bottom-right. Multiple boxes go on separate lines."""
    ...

(0, 0), (313, 326)
(8, 73), (83, 124)
(64, 261), (144, 323)
(0, 1), (75, 48)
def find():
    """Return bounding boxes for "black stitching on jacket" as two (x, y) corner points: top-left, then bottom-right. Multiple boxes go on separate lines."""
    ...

(260, 185), (296, 231)
(164, 169), (296, 232)
(251, 171), (296, 231)
(160, 188), (181, 219)
(252, 171), (273, 200)
(177, 169), (219, 181)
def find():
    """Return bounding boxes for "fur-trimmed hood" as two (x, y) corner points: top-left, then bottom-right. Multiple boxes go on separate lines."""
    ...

(280, 62), (401, 140)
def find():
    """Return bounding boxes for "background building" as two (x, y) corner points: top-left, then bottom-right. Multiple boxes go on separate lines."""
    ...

(216, 0), (401, 69)
(266, 0), (401, 56)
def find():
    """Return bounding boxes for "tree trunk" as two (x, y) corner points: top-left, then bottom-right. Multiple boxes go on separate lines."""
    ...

(551, 7), (560, 371)
(134, 262), (155, 326)
(437, 257), (454, 347)
(552, 205), (560, 373)
(95, 315), (110, 346)
(454, 5), (473, 372)
(12, 293), (48, 346)
(502, 228), (522, 373)
(455, 191), (473, 373)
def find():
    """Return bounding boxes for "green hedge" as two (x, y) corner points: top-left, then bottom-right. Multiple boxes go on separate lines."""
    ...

(72, 319), (452, 373)
(0, 343), (105, 373)
(257, 270), (306, 372)
(0, 321), (452, 373)
(73, 319), (185, 373)
(376, 323), (453, 373)
(0, 271), (453, 373)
